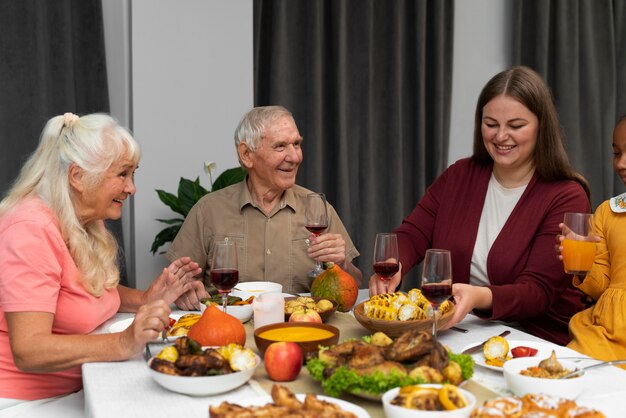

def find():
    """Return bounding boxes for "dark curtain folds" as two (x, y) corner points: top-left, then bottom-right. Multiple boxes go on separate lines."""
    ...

(512, 0), (626, 208)
(254, 0), (454, 286)
(0, 0), (128, 285)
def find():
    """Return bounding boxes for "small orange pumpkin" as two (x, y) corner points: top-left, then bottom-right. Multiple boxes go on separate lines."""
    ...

(187, 305), (246, 346)
(311, 262), (358, 312)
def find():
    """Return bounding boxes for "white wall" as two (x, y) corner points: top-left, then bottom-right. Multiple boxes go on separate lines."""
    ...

(449, 0), (512, 164)
(104, 0), (253, 289)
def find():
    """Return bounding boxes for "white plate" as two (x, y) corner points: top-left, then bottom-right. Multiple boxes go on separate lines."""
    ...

(148, 353), (260, 396)
(461, 339), (572, 372)
(211, 394), (369, 418)
(107, 314), (184, 341)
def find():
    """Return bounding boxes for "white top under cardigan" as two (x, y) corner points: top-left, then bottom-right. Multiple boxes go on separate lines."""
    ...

(470, 174), (527, 286)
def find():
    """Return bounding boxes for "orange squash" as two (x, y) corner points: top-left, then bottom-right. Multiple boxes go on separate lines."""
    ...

(187, 305), (246, 346)
(310, 262), (358, 312)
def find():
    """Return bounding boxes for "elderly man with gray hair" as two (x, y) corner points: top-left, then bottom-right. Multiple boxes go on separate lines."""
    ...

(168, 106), (361, 307)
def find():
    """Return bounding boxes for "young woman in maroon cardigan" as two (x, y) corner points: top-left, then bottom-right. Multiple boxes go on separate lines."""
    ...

(369, 66), (590, 345)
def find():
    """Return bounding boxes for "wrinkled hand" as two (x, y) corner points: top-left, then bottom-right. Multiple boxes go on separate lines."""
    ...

(120, 300), (171, 355)
(174, 281), (209, 311)
(368, 262), (402, 296)
(307, 233), (347, 265)
(144, 257), (202, 306)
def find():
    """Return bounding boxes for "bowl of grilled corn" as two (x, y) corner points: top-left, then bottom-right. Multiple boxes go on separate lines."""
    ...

(353, 290), (455, 337)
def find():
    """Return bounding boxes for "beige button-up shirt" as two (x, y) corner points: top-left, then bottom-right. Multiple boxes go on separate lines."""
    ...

(167, 181), (359, 293)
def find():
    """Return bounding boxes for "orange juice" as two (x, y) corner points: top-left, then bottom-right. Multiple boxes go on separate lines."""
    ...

(562, 239), (596, 274)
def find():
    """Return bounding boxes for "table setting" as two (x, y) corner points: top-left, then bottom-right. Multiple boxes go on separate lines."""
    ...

(83, 288), (626, 418)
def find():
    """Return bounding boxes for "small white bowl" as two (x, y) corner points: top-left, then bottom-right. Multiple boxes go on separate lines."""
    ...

(200, 302), (253, 323)
(503, 357), (587, 399)
(382, 384), (477, 418)
(147, 353), (260, 396)
(231, 281), (283, 301)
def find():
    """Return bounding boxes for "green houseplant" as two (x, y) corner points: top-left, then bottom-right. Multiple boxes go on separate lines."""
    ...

(151, 164), (246, 254)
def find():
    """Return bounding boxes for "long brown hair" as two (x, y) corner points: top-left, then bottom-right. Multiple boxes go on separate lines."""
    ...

(472, 66), (590, 199)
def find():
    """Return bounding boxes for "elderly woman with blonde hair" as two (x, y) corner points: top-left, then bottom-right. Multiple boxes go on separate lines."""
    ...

(0, 113), (202, 412)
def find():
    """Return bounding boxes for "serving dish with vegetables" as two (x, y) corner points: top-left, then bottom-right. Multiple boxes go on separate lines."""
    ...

(306, 328), (474, 399)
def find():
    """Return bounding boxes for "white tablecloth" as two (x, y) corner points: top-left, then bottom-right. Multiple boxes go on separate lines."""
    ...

(81, 289), (626, 418)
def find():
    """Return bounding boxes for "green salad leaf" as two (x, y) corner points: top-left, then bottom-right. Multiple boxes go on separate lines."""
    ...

(306, 352), (475, 398)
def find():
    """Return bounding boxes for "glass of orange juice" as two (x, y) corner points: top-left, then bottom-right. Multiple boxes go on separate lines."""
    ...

(561, 213), (596, 275)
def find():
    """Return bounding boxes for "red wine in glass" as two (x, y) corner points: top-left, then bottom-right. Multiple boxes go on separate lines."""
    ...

(211, 241), (238, 313)
(305, 224), (327, 235)
(373, 233), (399, 294)
(421, 282), (452, 305)
(305, 193), (329, 277)
(373, 261), (400, 277)
(210, 268), (239, 292)
(421, 249), (452, 339)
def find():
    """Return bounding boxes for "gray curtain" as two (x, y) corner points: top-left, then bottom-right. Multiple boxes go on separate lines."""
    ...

(254, 0), (454, 286)
(0, 0), (128, 285)
(512, 0), (626, 208)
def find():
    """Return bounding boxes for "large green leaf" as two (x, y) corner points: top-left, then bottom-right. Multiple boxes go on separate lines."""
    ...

(155, 189), (182, 215)
(155, 217), (184, 225)
(178, 177), (209, 216)
(212, 167), (246, 192)
(150, 224), (182, 255)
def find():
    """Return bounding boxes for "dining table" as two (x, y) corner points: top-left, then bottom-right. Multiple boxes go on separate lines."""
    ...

(82, 289), (626, 418)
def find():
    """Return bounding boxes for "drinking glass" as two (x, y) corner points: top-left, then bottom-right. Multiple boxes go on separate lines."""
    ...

(421, 249), (452, 339)
(305, 192), (329, 277)
(561, 213), (596, 275)
(210, 241), (239, 313)
(373, 233), (400, 294)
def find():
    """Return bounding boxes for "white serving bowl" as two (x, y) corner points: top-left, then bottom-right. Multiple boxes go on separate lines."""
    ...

(231, 281), (283, 301)
(199, 302), (253, 323)
(382, 384), (477, 418)
(503, 357), (587, 399)
(147, 353), (260, 396)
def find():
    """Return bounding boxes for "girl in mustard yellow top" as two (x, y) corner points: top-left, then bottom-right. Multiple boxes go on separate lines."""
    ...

(567, 115), (626, 362)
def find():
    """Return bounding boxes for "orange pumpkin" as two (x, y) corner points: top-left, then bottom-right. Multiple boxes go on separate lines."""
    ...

(187, 305), (246, 346)
(310, 262), (358, 312)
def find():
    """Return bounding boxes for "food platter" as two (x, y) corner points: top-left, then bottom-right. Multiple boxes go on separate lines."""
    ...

(147, 353), (260, 396)
(353, 301), (455, 337)
(283, 296), (338, 322)
(211, 394), (369, 418)
(462, 339), (573, 372)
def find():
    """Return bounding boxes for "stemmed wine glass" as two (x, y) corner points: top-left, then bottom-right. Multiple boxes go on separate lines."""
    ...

(421, 249), (452, 339)
(305, 192), (329, 278)
(210, 241), (239, 313)
(373, 233), (400, 294)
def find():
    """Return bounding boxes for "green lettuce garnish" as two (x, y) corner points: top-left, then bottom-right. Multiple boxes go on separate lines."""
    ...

(306, 352), (474, 398)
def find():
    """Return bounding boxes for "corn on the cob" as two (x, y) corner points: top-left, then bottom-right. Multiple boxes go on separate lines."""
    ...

(364, 289), (452, 321)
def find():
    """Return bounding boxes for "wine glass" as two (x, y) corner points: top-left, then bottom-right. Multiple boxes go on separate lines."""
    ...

(305, 192), (329, 277)
(373, 233), (400, 294)
(210, 241), (239, 313)
(421, 249), (452, 339)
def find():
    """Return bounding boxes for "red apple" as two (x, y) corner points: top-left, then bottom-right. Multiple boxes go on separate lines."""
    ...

(288, 308), (322, 323)
(263, 341), (303, 381)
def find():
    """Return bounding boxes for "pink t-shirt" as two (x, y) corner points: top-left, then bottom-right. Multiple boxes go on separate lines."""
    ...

(0, 197), (120, 400)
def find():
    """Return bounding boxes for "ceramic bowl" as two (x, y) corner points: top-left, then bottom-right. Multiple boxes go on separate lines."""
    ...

(200, 302), (253, 323)
(253, 322), (339, 359)
(231, 281), (283, 301)
(353, 301), (455, 338)
(382, 384), (477, 418)
(503, 357), (587, 399)
(146, 353), (260, 396)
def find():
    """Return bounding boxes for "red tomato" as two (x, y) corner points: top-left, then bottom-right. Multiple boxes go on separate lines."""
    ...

(167, 317), (176, 329)
(511, 346), (538, 358)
